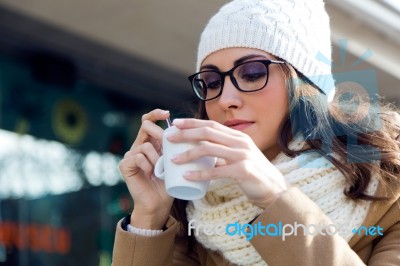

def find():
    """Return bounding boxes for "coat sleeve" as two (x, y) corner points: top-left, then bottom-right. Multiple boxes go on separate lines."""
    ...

(250, 187), (370, 266)
(367, 220), (400, 264)
(112, 215), (200, 266)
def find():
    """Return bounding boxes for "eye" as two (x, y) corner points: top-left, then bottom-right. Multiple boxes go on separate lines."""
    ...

(202, 72), (221, 90)
(238, 62), (268, 82)
(242, 72), (266, 82)
(206, 80), (222, 89)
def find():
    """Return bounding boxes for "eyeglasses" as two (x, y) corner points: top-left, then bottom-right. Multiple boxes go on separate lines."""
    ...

(188, 59), (285, 101)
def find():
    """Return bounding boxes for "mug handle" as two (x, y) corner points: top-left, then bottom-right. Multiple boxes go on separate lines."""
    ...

(153, 155), (165, 180)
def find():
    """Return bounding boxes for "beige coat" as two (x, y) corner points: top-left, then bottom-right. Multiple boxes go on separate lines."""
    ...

(112, 180), (400, 266)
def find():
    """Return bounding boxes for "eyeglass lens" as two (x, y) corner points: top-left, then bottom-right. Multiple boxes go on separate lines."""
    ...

(192, 61), (269, 100)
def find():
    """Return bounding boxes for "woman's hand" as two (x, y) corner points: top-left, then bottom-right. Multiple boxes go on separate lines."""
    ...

(167, 118), (290, 209)
(119, 109), (174, 229)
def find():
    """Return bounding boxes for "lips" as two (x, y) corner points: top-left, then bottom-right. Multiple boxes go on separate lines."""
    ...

(223, 119), (254, 130)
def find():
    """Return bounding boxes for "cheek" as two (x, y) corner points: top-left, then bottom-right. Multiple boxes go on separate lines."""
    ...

(258, 82), (288, 118)
(205, 102), (219, 120)
(270, 75), (289, 116)
(253, 93), (289, 152)
(256, 96), (287, 136)
(255, 82), (289, 140)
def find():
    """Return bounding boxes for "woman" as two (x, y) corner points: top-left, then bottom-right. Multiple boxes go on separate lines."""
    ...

(113, 0), (400, 265)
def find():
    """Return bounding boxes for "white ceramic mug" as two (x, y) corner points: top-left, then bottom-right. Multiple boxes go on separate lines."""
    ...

(154, 126), (216, 200)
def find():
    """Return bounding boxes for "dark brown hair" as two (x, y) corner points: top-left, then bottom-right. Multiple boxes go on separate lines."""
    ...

(278, 64), (400, 199)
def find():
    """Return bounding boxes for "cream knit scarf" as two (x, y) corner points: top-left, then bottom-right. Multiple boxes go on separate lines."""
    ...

(186, 137), (378, 266)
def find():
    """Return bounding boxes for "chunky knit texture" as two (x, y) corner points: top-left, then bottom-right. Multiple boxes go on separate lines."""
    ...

(196, 0), (336, 101)
(186, 137), (378, 265)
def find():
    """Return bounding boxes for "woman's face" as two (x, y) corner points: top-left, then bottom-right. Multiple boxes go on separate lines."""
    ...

(202, 47), (288, 159)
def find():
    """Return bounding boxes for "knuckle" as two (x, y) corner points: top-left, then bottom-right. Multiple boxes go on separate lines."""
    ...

(206, 120), (216, 128)
(141, 142), (153, 151)
(133, 154), (147, 170)
(243, 149), (253, 159)
(202, 127), (213, 138)
(241, 133), (252, 142)
(118, 159), (131, 176)
(123, 150), (131, 158)
(135, 153), (145, 163)
(141, 119), (152, 128)
(239, 135), (252, 148)
(131, 145), (143, 155)
(141, 109), (163, 122)
(243, 142), (252, 150)
(197, 143), (210, 155)
(236, 149), (249, 161)
(118, 160), (125, 172)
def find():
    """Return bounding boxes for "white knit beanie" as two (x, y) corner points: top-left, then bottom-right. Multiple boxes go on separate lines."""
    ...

(196, 0), (336, 101)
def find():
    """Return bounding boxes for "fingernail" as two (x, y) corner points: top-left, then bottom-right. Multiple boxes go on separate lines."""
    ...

(171, 154), (181, 162)
(183, 171), (194, 179)
(161, 110), (170, 115)
(172, 119), (183, 125)
(165, 131), (176, 139)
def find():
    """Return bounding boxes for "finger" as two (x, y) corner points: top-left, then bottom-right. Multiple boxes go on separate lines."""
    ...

(215, 158), (227, 167)
(124, 143), (160, 169)
(119, 156), (139, 178)
(132, 119), (166, 150)
(123, 140), (161, 158)
(142, 108), (170, 123)
(183, 164), (234, 181)
(149, 137), (163, 155)
(136, 142), (161, 166)
(132, 109), (169, 148)
(173, 118), (243, 136)
(172, 142), (245, 164)
(134, 153), (155, 178)
(119, 153), (154, 180)
(167, 126), (249, 149)
(123, 149), (135, 159)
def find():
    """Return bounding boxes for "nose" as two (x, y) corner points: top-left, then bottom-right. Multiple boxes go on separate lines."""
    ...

(217, 76), (243, 109)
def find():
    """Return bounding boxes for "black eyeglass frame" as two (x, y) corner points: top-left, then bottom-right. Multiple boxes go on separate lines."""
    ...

(188, 59), (285, 101)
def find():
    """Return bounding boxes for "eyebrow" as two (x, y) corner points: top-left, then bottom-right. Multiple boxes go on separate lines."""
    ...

(200, 54), (268, 71)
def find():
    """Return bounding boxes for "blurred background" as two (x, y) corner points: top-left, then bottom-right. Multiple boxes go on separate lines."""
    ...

(0, 0), (399, 265)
